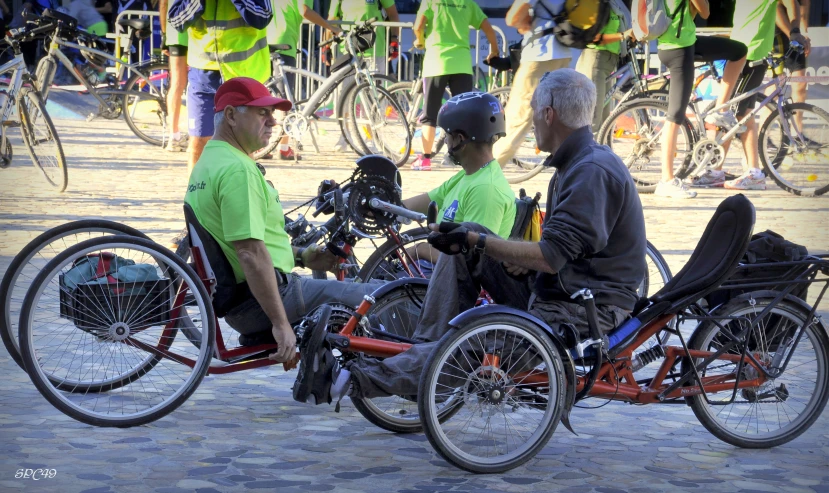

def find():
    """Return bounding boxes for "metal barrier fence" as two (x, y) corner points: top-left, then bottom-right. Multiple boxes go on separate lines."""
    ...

(108, 9), (161, 73)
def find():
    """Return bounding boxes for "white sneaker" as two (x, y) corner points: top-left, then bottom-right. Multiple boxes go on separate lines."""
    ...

(690, 169), (726, 188)
(334, 135), (349, 153)
(724, 168), (767, 190)
(704, 110), (739, 129)
(655, 177), (698, 199)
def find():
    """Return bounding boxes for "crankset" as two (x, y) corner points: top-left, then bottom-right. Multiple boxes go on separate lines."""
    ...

(691, 138), (725, 176)
(97, 95), (123, 120)
(282, 111), (309, 141)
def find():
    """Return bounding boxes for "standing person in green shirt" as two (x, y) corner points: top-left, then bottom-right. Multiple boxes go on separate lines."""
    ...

(700, 0), (808, 190)
(410, 0), (499, 171)
(327, 0), (400, 153)
(266, 0), (342, 160)
(575, 0), (632, 134)
(654, 0), (747, 198)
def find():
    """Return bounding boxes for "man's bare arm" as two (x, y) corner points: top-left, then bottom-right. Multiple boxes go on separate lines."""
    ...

(233, 239), (295, 362)
(301, 4), (342, 35)
(159, 0), (167, 32)
(402, 193), (431, 214)
(506, 1), (532, 33)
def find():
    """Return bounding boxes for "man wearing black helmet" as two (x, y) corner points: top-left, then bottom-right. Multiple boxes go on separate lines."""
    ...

(297, 69), (646, 407)
(400, 92), (516, 265)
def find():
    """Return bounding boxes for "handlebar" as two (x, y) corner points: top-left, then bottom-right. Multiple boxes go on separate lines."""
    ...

(369, 198), (426, 223)
(320, 17), (377, 48)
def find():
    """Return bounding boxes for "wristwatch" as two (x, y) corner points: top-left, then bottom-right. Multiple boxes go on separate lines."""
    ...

(474, 233), (487, 256)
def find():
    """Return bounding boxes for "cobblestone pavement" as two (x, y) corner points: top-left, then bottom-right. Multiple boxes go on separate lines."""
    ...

(1, 117), (828, 493)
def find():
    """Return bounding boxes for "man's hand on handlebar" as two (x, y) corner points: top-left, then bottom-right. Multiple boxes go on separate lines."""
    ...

(302, 244), (339, 272)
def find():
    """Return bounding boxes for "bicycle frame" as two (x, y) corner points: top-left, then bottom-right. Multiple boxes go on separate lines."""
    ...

(0, 53), (28, 126)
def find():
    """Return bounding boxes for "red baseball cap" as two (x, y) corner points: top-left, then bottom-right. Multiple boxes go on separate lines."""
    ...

(214, 77), (292, 113)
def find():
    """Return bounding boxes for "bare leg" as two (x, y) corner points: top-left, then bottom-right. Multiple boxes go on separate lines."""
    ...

(421, 124), (436, 155)
(188, 136), (210, 172)
(716, 58), (746, 108)
(791, 69), (807, 128)
(661, 121), (680, 181)
(168, 55), (187, 138)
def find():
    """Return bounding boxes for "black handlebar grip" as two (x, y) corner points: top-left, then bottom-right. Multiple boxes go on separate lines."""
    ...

(427, 201), (438, 225)
(584, 296), (601, 341)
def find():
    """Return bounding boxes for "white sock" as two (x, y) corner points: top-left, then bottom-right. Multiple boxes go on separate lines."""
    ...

(280, 144), (290, 152)
(172, 132), (181, 140)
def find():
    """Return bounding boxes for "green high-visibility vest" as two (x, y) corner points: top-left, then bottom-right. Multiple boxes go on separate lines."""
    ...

(188, 0), (270, 82)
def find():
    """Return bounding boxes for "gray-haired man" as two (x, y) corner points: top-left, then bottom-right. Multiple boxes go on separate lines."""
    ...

(300, 69), (647, 404)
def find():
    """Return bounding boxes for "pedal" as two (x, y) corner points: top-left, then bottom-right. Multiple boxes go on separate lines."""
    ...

(325, 333), (350, 350)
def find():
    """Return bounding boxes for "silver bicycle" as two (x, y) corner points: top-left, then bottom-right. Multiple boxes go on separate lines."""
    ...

(1, 20), (67, 191)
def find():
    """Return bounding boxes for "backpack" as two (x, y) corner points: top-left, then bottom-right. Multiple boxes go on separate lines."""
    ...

(535, 0), (611, 50)
(705, 230), (812, 309)
(631, 0), (686, 41)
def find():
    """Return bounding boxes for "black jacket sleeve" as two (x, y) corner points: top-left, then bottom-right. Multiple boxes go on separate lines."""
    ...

(538, 161), (624, 273)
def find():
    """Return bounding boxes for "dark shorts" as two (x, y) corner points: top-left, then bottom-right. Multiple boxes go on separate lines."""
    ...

(694, 35), (748, 63)
(187, 68), (223, 137)
(774, 30), (807, 72)
(421, 73), (474, 126)
(168, 45), (188, 57)
(735, 61), (769, 117)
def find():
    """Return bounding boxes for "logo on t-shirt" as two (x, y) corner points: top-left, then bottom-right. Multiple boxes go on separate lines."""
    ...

(187, 181), (206, 193)
(443, 200), (459, 221)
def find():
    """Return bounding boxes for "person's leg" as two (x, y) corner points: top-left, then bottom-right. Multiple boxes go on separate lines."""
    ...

(656, 46), (697, 198)
(493, 58), (570, 167)
(724, 62), (768, 190)
(694, 36), (747, 113)
(186, 68), (221, 171)
(166, 48), (188, 151)
(415, 75), (446, 169)
(274, 53), (299, 159)
(349, 225), (533, 398)
(787, 50), (808, 129)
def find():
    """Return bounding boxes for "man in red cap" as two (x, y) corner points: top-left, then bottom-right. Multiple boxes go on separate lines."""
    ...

(184, 77), (379, 364)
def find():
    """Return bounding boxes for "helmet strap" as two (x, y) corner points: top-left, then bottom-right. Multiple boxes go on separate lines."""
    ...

(447, 137), (470, 167)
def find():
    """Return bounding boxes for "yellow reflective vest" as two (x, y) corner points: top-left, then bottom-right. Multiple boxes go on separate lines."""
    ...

(188, 0), (270, 82)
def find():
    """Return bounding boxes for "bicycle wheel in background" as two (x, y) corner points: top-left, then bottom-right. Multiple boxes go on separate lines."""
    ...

(356, 227), (432, 282)
(387, 81), (446, 161)
(17, 87), (67, 192)
(340, 74), (399, 157)
(347, 83), (412, 166)
(597, 98), (696, 193)
(123, 62), (170, 147)
(759, 102), (829, 196)
(0, 221), (149, 371)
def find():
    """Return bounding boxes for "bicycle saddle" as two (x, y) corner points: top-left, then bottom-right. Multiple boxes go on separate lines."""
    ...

(117, 18), (150, 31)
(269, 44), (292, 52)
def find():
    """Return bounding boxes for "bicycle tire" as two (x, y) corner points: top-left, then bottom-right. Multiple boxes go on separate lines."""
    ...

(17, 87), (67, 192)
(356, 227), (431, 282)
(339, 73), (398, 156)
(758, 102), (829, 196)
(350, 282), (464, 433)
(597, 97), (696, 193)
(344, 82), (412, 166)
(19, 235), (215, 427)
(123, 62), (170, 147)
(387, 81), (446, 159)
(1, 220), (149, 372)
(683, 295), (829, 448)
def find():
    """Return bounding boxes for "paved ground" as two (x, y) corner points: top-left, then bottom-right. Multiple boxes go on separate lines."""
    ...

(1, 112), (828, 493)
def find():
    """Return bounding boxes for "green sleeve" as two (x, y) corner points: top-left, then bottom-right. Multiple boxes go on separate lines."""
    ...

(468, 0), (487, 29)
(416, 0), (432, 23)
(380, 0), (395, 9)
(218, 169), (269, 242)
(458, 185), (509, 233)
(327, 0), (341, 18)
(303, 0), (313, 9)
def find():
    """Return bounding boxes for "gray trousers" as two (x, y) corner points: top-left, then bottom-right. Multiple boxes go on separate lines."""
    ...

(350, 224), (629, 399)
(224, 272), (378, 334)
(575, 48), (620, 133)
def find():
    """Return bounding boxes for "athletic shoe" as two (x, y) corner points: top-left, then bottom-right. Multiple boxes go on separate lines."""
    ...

(724, 169), (767, 190)
(165, 134), (188, 152)
(238, 330), (276, 347)
(704, 110), (739, 129)
(167, 228), (189, 256)
(654, 177), (698, 199)
(690, 169), (726, 188)
(411, 155), (431, 171)
(279, 147), (301, 161)
(334, 135), (349, 153)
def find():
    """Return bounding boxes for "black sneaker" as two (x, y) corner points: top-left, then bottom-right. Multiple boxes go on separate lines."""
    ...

(293, 305), (334, 405)
(238, 330), (276, 347)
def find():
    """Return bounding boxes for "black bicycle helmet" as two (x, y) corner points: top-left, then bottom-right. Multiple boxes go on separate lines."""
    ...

(437, 91), (506, 144)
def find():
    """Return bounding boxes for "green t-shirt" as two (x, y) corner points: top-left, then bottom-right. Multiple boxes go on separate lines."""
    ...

(590, 9), (621, 54)
(657, 0), (696, 50)
(417, 0), (487, 78)
(184, 140), (294, 283)
(329, 0), (395, 59)
(268, 0), (314, 57)
(730, 0), (778, 61)
(427, 161), (516, 239)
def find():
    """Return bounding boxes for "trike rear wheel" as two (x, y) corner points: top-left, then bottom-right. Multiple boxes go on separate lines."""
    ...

(18, 236), (215, 427)
(683, 295), (829, 448)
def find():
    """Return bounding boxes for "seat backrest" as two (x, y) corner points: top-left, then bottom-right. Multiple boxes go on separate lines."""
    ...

(509, 192), (541, 240)
(183, 204), (250, 317)
(650, 194), (756, 309)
